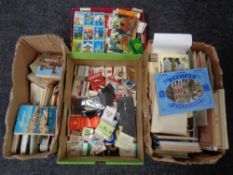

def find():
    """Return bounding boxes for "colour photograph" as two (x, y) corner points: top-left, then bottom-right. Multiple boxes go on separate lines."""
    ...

(94, 12), (105, 26)
(83, 40), (93, 53)
(94, 41), (104, 53)
(83, 27), (94, 40)
(84, 12), (94, 26)
(73, 26), (83, 40)
(94, 27), (104, 40)
(74, 12), (84, 25)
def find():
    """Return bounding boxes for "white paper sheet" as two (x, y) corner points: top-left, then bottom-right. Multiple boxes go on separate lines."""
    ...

(152, 33), (192, 54)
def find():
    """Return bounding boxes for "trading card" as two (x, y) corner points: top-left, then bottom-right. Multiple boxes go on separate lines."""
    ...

(73, 26), (83, 40)
(94, 27), (104, 40)
(94, 12), (105, 26)
(82, 40), (93, 53)
(83, 27), (94, 40)
(94, 41), (104, 53)
(72, 40), (82, 52)
(84, 12), (94, 26)
(73, 11), (84, 25)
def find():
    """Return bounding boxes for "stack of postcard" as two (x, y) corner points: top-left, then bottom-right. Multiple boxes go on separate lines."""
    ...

(11, 53), (63, 155)
(71, 8), (147, 54)
(149, 33), (228, 160)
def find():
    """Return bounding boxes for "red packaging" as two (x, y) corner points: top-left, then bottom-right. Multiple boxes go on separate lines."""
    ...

(69, 115), (101, 131)
(89, 72), (106, 90)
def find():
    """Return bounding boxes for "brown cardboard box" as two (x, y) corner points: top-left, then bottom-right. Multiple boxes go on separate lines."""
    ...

(143, 40), (229, 165)
(3, 34), (67, 159)
(57, 57), (144, 165)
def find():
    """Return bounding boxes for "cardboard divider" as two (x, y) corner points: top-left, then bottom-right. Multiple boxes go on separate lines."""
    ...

(58, 57), (144, 165)
(143, 40), (228, 165)
(3, 34), (67, 159)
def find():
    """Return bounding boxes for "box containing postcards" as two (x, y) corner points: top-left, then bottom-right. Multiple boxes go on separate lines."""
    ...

(143, 34), (229, 165)
(57, 57), (144, 165)
(70, 7), (147, 60)
(3, 34), (67, 159)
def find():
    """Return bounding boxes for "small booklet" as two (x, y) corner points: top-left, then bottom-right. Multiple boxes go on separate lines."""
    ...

(155, 68), (215, 115)
(14, 105), (56, 135)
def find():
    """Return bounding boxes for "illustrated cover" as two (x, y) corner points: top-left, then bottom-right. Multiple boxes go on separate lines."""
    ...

(107, 11), (138, 53)
(155, 68), (215, 115)
(35, 54), (63, 80)
(72, 11), (105, 53)
(14, 105), (56, 135)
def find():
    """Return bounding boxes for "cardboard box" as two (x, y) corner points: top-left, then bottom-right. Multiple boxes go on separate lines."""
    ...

(143, 40), (229, 164)
(3, 34), (67, 159)
(57, 55), (144, 165)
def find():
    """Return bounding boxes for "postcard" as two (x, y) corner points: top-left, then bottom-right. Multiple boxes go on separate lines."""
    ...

(82, 40), (93, 53)
(74, 12), (84, 26)
(155, 68), (215, 115)
(35, 54), (63, 79)
(73, 26), (83, 40)
(84, 12), (94, 26)
(72, 40), (82, 52)
(94, 41), (104, 53)
(14, 105), (56, 135)
(158, 53), (190, 72)
(83, 27), (94, 40)
(94, 12), (105, 26)
(94, 27), (104, 40)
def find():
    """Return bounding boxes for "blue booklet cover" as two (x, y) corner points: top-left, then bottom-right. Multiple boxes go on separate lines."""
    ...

(14, 105), (56, 135)
(154, 68), (215, 116)
(35, 66), (62, 79)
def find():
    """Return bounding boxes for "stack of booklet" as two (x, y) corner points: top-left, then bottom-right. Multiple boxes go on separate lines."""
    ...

(11, 53), (63, 155)
(149, 33), (228, 159)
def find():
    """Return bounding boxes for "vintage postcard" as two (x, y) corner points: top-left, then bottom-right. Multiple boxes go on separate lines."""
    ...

(35, 54), (63, 79)
(94, 41), (104, 53)
(72, 40), (82, 52)
(84, 12), (94, 26)
(158, 53), (190, 72)
(73, 26), (83, 40)
(155, 68), (215, 115)
(82, 40), (93, 53)
(94, 12), (105, 26)
(83, 27), (94, 40)
(74, 12), (84, 26)
(94, 27), (104, 40)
